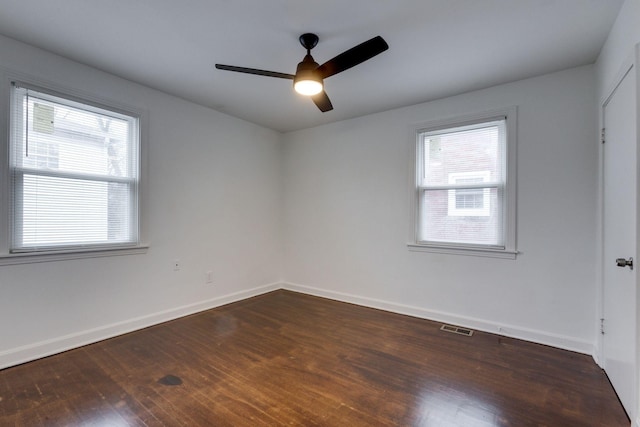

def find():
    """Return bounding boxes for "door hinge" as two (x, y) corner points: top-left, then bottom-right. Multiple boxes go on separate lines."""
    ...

(601, 128), (606, 144)
(600, 318), (605, 335)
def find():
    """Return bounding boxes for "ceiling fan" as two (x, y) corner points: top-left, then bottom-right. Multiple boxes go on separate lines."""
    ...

(215, 33), (389, 112)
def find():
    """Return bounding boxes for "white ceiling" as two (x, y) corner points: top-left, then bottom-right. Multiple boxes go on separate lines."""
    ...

(0, 0), (624, 133)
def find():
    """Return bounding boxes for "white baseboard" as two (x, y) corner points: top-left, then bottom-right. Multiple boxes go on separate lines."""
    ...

(0, 281), (597, 371)
(592, 349), (603, 368)
(282, 282), (595, 355)
(0, 282), (281, 370)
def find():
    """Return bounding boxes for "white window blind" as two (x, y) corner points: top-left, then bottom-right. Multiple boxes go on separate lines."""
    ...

(417, 119), (506, 248)
(9, 83), (140, 252)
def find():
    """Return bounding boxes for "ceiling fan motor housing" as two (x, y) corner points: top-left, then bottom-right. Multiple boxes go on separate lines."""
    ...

(295, 55), (321, 81)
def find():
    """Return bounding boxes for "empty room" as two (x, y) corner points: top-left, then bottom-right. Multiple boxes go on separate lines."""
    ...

(0, 0), (639, 425)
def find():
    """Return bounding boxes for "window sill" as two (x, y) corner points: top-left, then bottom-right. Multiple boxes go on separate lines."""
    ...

(0, 244), (149, 266)
(407, 243), (518, 259)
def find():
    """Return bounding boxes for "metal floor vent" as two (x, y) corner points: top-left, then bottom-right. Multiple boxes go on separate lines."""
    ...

(440, 324), (474, 337)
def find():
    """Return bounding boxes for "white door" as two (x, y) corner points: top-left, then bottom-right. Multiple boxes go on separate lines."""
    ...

(602, 62), (637, 420)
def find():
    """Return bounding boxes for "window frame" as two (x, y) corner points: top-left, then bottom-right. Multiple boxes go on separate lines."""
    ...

(407, 107), (518, 259)
(0, 74), (148, 265)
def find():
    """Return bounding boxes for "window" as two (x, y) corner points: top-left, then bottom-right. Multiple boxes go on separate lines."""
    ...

(409, 108), (517, 258)
(6, 82), (141, 255)
(447, 171), (491, 217)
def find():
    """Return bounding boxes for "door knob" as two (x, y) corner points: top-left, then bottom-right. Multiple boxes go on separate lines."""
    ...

(616, 257), (634, 270)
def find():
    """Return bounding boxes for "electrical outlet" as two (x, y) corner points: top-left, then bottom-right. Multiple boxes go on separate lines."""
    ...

(173, 259), (181, 271)
(206, 271), (213, 283)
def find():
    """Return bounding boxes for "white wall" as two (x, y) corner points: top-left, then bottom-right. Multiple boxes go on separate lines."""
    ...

(0, 35), (283, 368)
(282, 65), (598, 353)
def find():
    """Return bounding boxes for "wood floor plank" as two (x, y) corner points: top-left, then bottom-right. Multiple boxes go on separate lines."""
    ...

(0, 290), (630, 426)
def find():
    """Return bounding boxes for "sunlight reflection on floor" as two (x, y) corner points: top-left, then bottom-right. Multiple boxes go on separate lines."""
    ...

(415, 390), (505, 426)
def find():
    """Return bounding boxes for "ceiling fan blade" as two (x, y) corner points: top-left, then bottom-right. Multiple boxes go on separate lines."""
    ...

(316, 36), (388, 79)
(311, 90), (333, 112)
(215, 64), (294, 80)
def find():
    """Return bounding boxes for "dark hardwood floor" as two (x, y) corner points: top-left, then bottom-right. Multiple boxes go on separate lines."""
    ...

(0, 290), (629, 426)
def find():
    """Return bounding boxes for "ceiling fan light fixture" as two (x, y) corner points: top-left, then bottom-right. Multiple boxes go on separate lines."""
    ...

(294, 57), (323, 96)
(294, 78), (323, 96)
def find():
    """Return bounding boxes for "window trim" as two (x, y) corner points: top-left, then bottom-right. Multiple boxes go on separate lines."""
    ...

(0, 71), (149, 264)
(407, 107), (518, 259)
